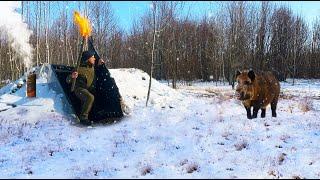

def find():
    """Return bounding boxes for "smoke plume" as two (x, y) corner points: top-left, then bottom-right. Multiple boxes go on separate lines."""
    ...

(0, 1), (33, 70)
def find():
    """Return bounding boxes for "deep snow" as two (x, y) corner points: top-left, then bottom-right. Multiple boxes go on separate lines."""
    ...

(0, 67), (319, 178)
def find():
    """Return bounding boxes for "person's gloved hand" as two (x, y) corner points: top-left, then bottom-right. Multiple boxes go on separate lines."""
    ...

(72, 71), (78, 79)
(98, 59), (105, 66)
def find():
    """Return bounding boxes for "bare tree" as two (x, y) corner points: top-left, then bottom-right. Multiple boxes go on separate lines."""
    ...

(44, 1), (50, 64)
(255, 1), (270, 70)
(146, 1), (157, 107)
(269, 6), (295, 81)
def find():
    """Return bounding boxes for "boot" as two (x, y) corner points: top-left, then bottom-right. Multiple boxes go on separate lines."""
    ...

(79, 115), (92, 126)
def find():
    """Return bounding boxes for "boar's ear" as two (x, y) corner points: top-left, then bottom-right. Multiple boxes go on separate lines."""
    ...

(235, 70), (241, 78)
(248, 69), (255, 81)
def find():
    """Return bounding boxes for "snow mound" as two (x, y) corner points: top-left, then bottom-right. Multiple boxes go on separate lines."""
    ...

(0, 66), (185, 127)
(110, 68), (185, 109)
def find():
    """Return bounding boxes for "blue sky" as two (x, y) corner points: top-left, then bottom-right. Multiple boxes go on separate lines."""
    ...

(109, 1), (320, 32)
(110, 1), (214, 32)
(274, 1), (320, 23)
(21, 1), (320, 33)
(110, 1), (221, 32)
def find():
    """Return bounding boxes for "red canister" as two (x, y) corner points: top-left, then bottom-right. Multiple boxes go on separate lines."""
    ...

(26, 72), (36, 97)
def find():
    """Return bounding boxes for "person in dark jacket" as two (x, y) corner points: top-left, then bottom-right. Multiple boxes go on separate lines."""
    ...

(66, 50), (104, 125)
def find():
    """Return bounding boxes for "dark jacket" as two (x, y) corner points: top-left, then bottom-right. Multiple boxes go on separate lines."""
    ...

(66, 61), (96, 92)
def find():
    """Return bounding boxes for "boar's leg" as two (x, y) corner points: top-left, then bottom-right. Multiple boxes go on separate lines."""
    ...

(271, 100), (278, 117)
(261, 108), (266, 118)
(252, 106), (259, 119)
(245, 106), (252, 119)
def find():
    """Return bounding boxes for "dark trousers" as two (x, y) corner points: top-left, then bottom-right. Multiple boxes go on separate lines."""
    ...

(74, 87), (95, 120)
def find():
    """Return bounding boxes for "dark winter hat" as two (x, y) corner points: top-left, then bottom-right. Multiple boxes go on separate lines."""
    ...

(81, 50), (95, 62)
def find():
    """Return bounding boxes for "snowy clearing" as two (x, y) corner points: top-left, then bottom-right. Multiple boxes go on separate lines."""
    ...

(0, 68), (319, 178)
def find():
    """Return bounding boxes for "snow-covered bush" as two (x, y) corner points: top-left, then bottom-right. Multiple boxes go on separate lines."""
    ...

(298, 97), (313, 112)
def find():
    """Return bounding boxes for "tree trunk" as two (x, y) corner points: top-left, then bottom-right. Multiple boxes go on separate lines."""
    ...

(146, 2), (157, 107)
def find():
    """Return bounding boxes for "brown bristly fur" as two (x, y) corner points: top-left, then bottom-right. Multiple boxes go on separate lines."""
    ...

(235, 70), (280, 119)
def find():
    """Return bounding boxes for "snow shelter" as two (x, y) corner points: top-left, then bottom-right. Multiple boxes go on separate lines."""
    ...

(45, 63), (124, 122)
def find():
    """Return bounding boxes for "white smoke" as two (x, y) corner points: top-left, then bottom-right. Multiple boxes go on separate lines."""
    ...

(0, 1), (33, 70)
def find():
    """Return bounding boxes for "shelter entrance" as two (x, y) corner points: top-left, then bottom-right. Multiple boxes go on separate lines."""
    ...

(51, 64), (123, 122)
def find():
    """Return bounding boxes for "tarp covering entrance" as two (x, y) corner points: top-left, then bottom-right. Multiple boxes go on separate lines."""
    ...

(50, 64), (124, 122)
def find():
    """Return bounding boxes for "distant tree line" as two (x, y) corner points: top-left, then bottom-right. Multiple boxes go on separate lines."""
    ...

(0, 1), (319, 88)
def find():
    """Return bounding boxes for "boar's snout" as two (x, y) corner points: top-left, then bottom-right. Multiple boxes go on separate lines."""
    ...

(235, 88), (244, 100)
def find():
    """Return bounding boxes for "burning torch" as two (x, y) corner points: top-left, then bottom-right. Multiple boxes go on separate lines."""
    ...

(70, 11), (92, 92)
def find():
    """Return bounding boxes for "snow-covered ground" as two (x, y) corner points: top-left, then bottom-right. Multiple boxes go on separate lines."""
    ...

(0, 67), (319, 178)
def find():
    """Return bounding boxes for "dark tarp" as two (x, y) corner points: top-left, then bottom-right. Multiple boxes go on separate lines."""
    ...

(50, 64), (123, 122)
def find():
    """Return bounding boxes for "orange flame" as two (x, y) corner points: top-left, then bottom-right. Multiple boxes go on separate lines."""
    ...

(73, 11), (92, 37)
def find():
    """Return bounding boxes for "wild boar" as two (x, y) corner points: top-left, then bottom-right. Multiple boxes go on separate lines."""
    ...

(235, 69), (280, 119)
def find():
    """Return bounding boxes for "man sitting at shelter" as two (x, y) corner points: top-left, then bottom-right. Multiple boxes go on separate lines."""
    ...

(66, 50), (104, 125)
